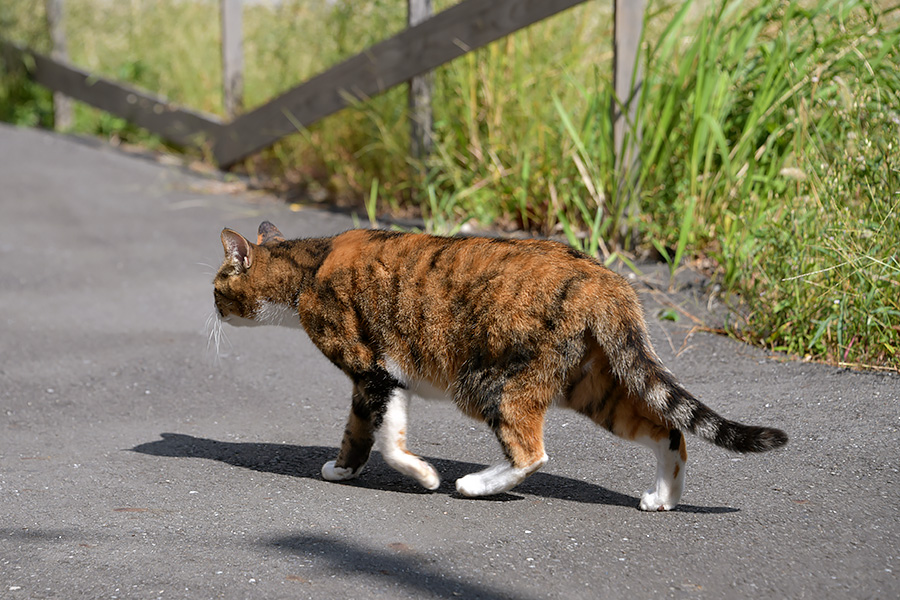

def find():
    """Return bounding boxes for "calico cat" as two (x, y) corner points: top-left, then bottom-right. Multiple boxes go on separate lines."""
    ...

(213, 221), (787, 511)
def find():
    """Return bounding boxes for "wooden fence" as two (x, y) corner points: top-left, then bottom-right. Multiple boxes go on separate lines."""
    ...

(1, 0), (643, 188)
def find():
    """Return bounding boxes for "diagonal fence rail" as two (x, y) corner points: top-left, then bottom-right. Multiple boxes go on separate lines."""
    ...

(0, 40), (224, 148)
(1, 0), (642, 185)
(212, 0), (591, 168)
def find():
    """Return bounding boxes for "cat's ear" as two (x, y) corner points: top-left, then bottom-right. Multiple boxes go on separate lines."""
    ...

(221, 228), (253, 272)
(257, 221), (285, 245)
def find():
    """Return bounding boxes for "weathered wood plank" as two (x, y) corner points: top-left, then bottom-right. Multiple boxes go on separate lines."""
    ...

(214, 0), (590, 168)
(407, 0), (433, 161)
(612, 0), (644, 242)
(45, 0), (73, 130)
(220, 0), (244, 118)
(612, 0), (642, 163)
(0, 41), (224, 148)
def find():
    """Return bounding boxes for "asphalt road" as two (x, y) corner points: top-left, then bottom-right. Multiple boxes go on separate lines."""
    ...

(1, 123), (898, 599)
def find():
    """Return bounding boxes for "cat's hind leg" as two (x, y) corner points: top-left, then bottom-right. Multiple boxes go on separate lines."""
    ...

(564, 356), (687, 511)
(455, 390), (550, 497)
(608, 401), (686, 511)
(455, 452), (548, 497)
(635, 429), (687, 511)
(374, 388), (441, 490)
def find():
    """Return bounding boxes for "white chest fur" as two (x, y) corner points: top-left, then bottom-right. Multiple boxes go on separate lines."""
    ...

(384, 357), (453, 402)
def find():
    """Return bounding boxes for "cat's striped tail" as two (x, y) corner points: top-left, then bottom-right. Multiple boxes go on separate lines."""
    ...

(594, 318), (788, 453)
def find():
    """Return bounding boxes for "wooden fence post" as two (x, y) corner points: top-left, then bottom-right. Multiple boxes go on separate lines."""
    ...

(221, 0), (244, 118)
(45, 0), (73, 130)
(612, 0), (643, 245)
(407, 0), (434, 161)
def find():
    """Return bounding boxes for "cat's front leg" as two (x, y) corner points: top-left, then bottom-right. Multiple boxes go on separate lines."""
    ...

(322, 388), (375, 482)
(323, 379), (440, 491)
(374, 388), (441, 490)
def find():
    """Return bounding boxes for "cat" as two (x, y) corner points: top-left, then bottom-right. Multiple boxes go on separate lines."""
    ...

(212, 221), (787, 511)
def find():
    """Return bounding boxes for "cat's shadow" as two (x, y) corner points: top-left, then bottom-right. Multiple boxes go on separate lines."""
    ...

(131, 433), (737, 514)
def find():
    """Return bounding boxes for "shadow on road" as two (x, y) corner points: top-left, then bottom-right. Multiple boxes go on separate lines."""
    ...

(131, 433), (737, 514)
(262, 533), (534, 600)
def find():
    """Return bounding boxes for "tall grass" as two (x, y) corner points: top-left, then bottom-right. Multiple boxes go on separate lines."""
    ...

(0, 0), (897, 369)
(637, 0), (900, 368)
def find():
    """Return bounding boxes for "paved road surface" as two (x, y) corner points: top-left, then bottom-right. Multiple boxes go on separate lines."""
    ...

(1, 123), (897, 599)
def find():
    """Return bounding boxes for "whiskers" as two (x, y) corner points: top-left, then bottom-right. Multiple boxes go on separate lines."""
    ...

(197, 262), (218, 278)
(205, 308), (232, 364)
(202, 260), (234, 364)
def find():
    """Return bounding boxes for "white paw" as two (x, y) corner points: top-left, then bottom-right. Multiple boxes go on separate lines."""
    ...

(456, 457), (547, 497)
(418, 463), (441, 491)
(383, 453), (441, 490)
(321, 460), (364, 482)
(456, 472), (496, 497)
(639, 490), (677, 511)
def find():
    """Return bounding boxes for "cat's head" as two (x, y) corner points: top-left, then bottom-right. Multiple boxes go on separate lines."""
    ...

(213, 221), (294, 328)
